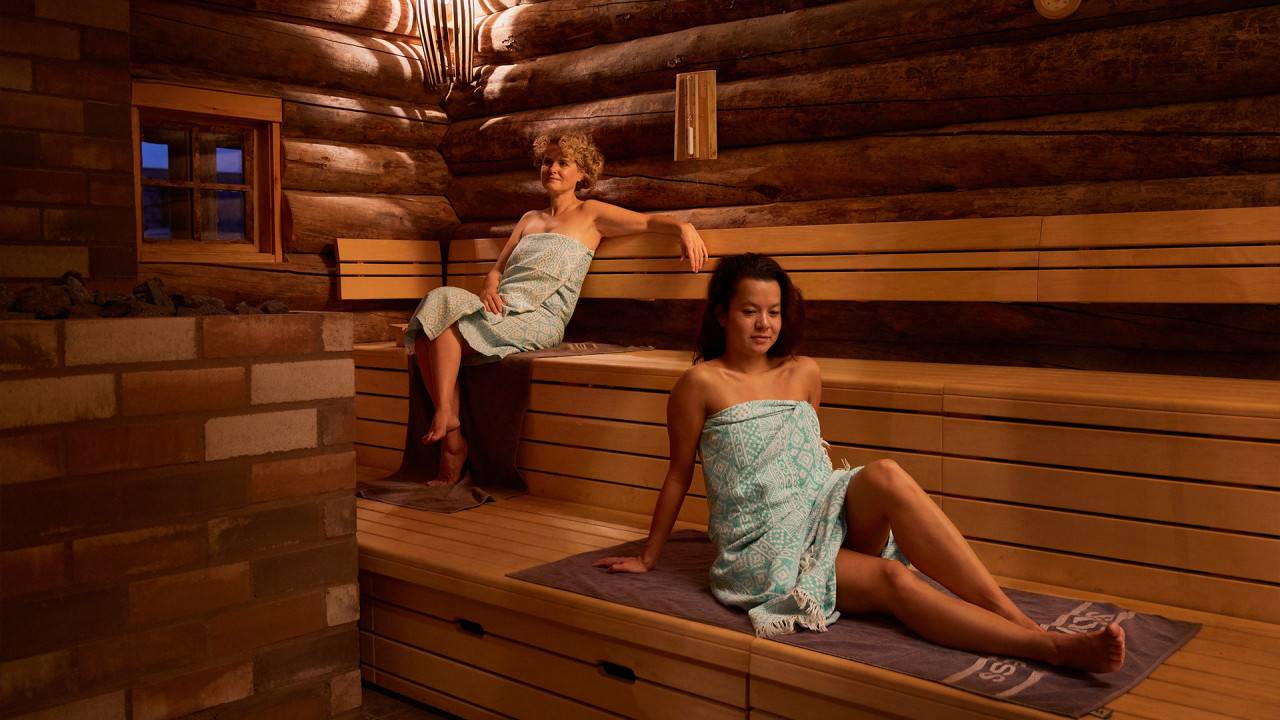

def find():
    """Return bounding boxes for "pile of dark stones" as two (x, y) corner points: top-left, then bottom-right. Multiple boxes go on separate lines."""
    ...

(0, 272), (289, 320)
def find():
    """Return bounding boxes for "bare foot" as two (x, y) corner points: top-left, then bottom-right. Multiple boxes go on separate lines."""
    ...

(422, 410), (460, 445)
(427, 436), (468, 487)
(1053, 622), (1126, 673)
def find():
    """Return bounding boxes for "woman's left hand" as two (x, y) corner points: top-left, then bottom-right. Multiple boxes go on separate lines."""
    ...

(680, 227), (709, 273)
(592, 555), (651, 573)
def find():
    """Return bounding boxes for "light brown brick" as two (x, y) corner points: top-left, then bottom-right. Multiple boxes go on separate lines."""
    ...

(0, 374), (114, 431)
(78, 622), (206, 689)
(35, 0), (130, 31)
(323, 495), (356, 538)
(132, 661), (253, 720)
(251, 358), (354, 405)
(0, 321), (58, 372)
(66, 418), (203, 475)
(205, 409), (317, 461)
(330, 669), (362, 715)
(0, 543), (67, 601)
(319, 312), (353, 352)
(65, 317), (197, 366)
(318, 401), (356, 446)
(128, 562), (251, 625)
(250, 450), (355, 502)
(0, 92), (83, 133)
(72, 524), (207, 584)
(0, 57), (33, 91)
(121, 466), (250, 524)
(0, 431), (64, 485)
(251, 539), (356, 598)
(0, 19), (79, 60)
(210, 591), (327, 655)
(253, 628), (357, 692)
(0, 245), (90, 279)
(0, 650), (73, 711)
(0, 206), (41, 241)
(43, 207), (135, 246)
(325, 583), (359, 627)
(202, 314), (319, 359)
(1, 587), (128, 661)
(121, 367), (246, 416)
(208, 502), (323, 558)
(8, 691), (125, 720)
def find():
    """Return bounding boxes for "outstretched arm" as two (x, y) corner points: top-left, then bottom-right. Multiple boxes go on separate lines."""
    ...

(590, 201), (709, 273)
(593, 370), (706, 572)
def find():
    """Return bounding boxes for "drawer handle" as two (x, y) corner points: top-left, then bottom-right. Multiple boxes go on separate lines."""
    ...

(455, 618), (485, 636)
(598, 661), (636, 682)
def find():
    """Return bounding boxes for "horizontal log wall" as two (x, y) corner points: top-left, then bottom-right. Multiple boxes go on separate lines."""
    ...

(131, 0), (455, 341)
(450, 0), (1280, 377)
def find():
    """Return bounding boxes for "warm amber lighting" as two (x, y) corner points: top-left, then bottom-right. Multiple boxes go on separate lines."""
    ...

(675, 71), (717, 161)
(414, 0), (475, 85)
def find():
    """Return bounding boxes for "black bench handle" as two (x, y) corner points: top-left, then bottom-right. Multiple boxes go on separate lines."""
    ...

(598, 661), (636, 682)
(455, 618), (485, 636)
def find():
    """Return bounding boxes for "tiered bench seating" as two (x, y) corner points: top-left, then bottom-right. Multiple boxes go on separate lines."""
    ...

(353, 207), (1280, 719)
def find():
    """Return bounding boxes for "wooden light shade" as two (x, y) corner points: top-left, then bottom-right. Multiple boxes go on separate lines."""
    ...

(414, 0), (475, 85)
(675, 70), (717, 161)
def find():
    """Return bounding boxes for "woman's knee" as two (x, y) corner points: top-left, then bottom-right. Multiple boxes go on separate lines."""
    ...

(868, 557), (920, 606)
(858, 459), (917, 498)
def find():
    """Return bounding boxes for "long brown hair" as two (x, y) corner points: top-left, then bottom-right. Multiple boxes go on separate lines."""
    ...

(694, 253), (804, 362)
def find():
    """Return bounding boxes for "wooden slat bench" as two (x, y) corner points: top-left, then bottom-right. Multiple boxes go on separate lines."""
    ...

(353, 207), (1280, 719)
(336, 237), (443, 301)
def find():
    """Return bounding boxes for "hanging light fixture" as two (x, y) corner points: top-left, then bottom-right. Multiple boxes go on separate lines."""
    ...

(414, 0), (475, 86)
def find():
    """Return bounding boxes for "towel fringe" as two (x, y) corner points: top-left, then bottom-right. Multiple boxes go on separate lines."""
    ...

(756, 586), (830, 638)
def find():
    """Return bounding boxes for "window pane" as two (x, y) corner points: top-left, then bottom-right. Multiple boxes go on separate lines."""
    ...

(204, 190), (247, 241)
(200, 131), (245, 185)
(141, 186), (192, 240)
(140, 126), (190, 180)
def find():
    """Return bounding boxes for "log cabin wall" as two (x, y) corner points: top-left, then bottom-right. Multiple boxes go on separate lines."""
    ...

(448, 0), (1280, 379)
(128, 0), (455, 341)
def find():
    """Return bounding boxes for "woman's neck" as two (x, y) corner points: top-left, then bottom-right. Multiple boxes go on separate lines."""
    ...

(546, 190), (582, 215)
(717, 350), (777, 376)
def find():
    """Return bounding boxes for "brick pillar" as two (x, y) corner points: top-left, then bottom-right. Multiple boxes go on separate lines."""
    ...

(0, 312), (360, 720)
(0, 0), (137, 282)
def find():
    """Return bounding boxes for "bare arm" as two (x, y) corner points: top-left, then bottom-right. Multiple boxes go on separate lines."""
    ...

(479, 214), (533, 313)
(593, 369), (706, 572)
(589, 201), (708, 273)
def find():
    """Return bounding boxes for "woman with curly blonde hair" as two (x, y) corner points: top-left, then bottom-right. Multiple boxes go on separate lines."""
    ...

(405, 130), (709, 486)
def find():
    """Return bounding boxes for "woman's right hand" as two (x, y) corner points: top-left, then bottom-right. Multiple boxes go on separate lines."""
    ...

(592, 556), (651, 573)
(480, 287), (504, 314)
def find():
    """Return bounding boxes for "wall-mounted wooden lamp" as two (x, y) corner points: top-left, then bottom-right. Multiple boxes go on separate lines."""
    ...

(675, 70), (717, 161)
(414, 0), (475, 85)
(1033, 0), (1081, 20)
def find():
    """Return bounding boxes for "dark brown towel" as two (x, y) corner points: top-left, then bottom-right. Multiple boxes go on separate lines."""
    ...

(358, 342), (650, 513)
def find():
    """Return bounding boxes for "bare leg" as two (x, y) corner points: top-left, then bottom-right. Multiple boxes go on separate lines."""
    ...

(843, 460), (1040, 631)
(421, 326), (471, 444)
(836, 551), (1125, 673)
(429, 426), (468, 486)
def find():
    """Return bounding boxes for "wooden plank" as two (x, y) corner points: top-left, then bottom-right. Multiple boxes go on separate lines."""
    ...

(942, 458), (1280, 536)
(1040, 244), (1280, 268)
(1039, 207), (1280, 249)
(577, 269), (1040, 301)
(969, 543), (1280, 625)
(356, 418), (405, 450)
(817, 406), (943, 452)
(355, 394), (408, 424)
(339, 276), (441, 300)
(522, 412), (670, 457)
(589, 249), (1040, 273)
(1038, 266), (1280, 303)
(336, 238), (443, 262)
(522, 470), (709, 525)
(359, 502), (609, 555)
(516, 441), (707, 497)
(828, 447), (942, 493)
(355, 367), (409, 398)
(367, 602), (746, 719)
(355, 444), (401, 471)
(338, 262), (443, 275)
(353, 341), (405, 369)
(528, 384), (668, 423)
(821, 386), (945, 413)
(942, 417), (1280, 487)
(360, 668), (515, 720)
(942, 497), (1280, 583)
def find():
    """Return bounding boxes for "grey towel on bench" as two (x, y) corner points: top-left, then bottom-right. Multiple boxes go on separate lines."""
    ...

(509, 529), (1200, 718)
(358, 342), (650, 513)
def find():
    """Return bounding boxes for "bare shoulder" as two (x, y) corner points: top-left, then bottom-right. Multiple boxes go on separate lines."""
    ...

(787, 355), (821, 378)
(674, 360), (717, 394)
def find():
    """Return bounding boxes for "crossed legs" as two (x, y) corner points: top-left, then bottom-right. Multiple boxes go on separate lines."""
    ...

(413, 327), (472, 486)
(835, 460), (1125, 673)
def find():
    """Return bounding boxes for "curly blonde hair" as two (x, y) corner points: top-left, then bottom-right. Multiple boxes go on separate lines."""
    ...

(532, 130), (604, 191)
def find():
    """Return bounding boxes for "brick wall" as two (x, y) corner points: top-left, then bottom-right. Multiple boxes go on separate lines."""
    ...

(0, 312), (361, 720)
(0, 0), (136, 282)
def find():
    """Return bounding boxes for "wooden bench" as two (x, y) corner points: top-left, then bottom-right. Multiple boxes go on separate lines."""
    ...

(335, 237), (443, 301)
(353, 207), (1280, 719)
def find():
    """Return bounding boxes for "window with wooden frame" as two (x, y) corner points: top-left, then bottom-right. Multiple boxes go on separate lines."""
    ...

(132, 81), (283, 263)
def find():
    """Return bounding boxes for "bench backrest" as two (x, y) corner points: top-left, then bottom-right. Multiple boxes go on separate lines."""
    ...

(336, 238), (443, 300)
(446, 207), (1280, 303)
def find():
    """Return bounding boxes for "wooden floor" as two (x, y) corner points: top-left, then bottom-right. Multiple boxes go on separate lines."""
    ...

(356, 488), (1280, 720)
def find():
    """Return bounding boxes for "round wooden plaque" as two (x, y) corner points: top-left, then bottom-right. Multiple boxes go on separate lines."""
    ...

(1034, 0), (1081, 20)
